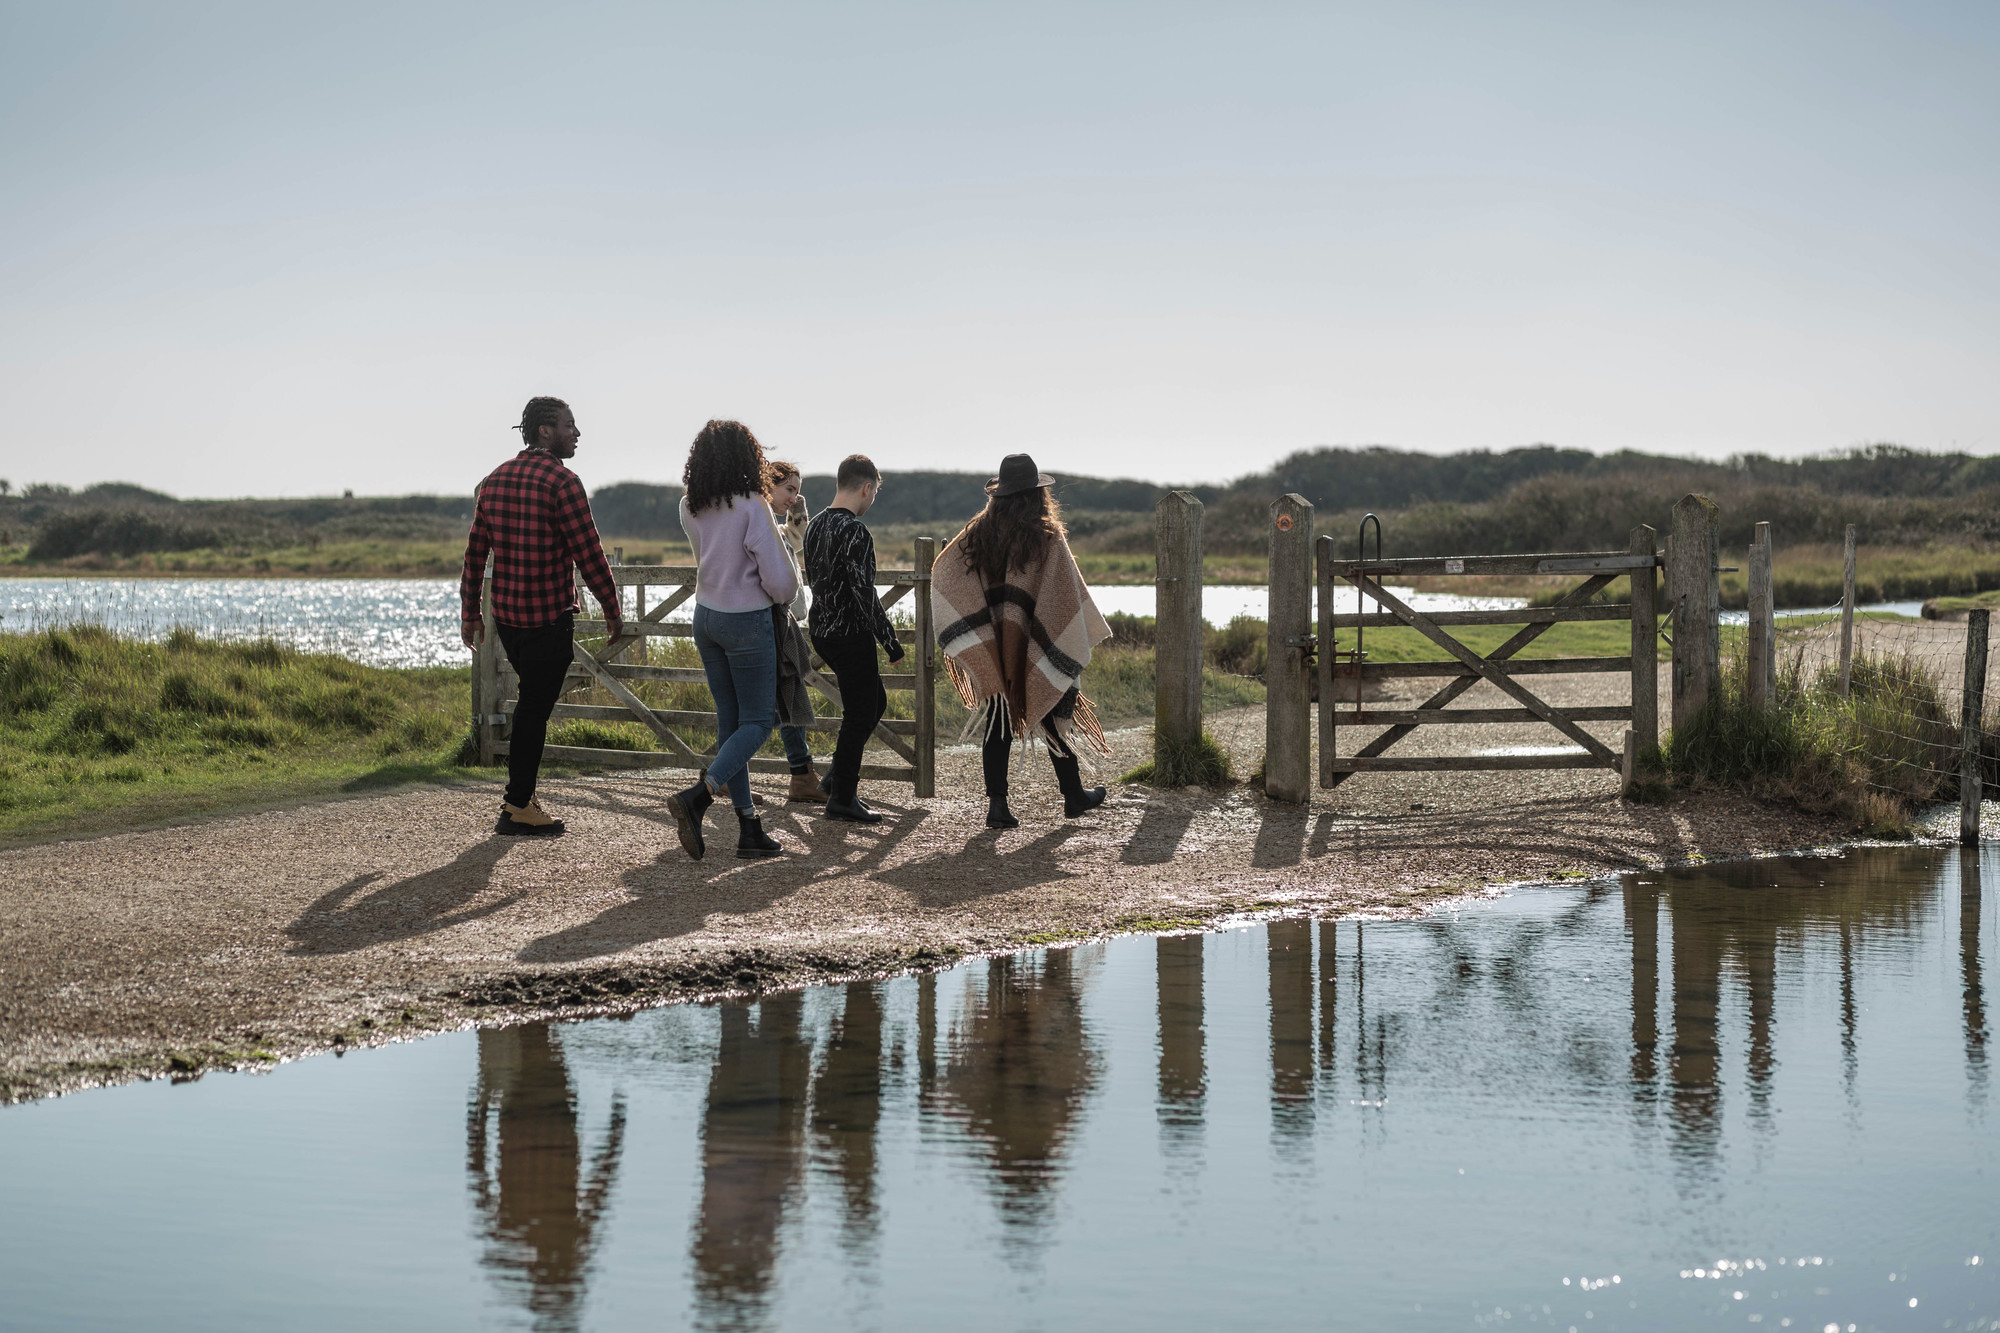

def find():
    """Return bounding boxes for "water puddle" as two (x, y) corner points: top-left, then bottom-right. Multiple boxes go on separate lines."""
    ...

(3, 846), (1996, 1330)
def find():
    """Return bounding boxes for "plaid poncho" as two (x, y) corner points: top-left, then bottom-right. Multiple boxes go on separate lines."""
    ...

(933, 533), (1113, 753)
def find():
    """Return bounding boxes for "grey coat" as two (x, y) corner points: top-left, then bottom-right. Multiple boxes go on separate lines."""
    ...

(773, 604), (816, 728)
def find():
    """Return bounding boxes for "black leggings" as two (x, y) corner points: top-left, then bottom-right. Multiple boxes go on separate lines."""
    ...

(981, 713), (1075, 799)
(496, 613), (574, 808)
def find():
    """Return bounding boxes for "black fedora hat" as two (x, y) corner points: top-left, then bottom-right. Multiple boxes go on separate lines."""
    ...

(986, 453), (1055, 497)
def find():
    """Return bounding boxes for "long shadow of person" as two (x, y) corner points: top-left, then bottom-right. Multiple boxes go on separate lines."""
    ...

(286, 839), (523, 957)
(872, 826), (1084, 909)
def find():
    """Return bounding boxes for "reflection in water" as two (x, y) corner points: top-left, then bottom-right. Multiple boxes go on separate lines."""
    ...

(442, 849), (1994, 1330)
(1155, 935), (1205, 1156)
(691, 995), (810, 1333)
(466, 1025), (627, 1333)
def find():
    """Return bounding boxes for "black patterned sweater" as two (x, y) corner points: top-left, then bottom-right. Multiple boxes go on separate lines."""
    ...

(803, 506), (901, 657)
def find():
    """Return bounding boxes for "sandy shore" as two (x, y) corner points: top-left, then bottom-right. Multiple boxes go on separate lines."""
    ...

(1, 667), (1860, 1103)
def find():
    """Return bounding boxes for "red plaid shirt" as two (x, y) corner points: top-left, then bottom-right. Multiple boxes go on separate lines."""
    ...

(460, 450), (621, 629)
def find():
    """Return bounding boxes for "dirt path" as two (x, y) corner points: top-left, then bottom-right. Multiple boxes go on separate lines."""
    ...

(1, 683), (1850, 1103)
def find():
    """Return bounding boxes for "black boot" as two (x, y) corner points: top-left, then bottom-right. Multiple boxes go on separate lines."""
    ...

(823, 776), (883, 825)
(665, 779), (714, 860)
(736, 810), (783, 858)
(1051, 751), (1106, 819)
(986, 797), (1020, 829)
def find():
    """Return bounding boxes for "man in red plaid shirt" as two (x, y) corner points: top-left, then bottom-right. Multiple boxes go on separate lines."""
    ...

(461, 396), (623, 836)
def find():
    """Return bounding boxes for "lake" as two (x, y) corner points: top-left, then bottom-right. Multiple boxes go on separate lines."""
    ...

(1, 845), (1993, 1331)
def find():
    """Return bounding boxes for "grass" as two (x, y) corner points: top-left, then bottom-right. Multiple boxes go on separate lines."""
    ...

(1657, 646), (1962, 836)
(1121, 728), (1233, 788)
(0, 625), (477, 842)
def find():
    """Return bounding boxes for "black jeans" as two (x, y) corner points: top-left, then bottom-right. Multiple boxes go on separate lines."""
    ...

(812, 632), (888, 796)
(496, 613), (574, 808)
(981, 715), (1073, 798)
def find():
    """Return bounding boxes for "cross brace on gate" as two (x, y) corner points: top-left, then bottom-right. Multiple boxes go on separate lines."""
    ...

(1315, 536), (1662, 786)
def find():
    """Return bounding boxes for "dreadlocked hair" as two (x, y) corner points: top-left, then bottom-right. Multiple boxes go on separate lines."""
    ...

(515, 396), (570, 448)
(683, 419), (769, 514)
(955, 485), (1067, 588)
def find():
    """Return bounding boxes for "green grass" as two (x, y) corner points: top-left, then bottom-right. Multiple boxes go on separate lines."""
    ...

(0, 625), (477, 843)
(1121, 728), (1234, 787)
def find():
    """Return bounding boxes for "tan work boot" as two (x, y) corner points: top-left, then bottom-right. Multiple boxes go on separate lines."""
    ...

(496, 796), (565, 837)
(787, 768), (829, 803)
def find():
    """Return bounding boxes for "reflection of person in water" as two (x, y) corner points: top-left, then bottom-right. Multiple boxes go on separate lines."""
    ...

(812, 982), (885, 1252)
(466, 1025), (627, 1333)
(935, 949), (1102, 1249)
(691, 995), (812, 1330)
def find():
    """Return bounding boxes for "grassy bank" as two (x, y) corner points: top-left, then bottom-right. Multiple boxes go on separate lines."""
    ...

(0, 627), (478, 843)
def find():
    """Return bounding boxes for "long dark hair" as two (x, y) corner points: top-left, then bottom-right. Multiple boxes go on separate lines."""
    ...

(682, 419), (767, 514)
(956, 486), (1067, 587)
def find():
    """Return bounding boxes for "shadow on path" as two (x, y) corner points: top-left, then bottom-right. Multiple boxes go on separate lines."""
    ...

(287, 838), (523, 956)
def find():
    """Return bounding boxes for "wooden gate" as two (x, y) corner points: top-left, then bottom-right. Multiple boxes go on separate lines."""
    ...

(473, 537), (938, 797)
(1316, 528), (1660, 785)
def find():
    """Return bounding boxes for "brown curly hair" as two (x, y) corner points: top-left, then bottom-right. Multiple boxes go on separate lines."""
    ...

(763, 458), (801, 490)
(682, 420), (768, 514)
(955, 486), (1068, 587)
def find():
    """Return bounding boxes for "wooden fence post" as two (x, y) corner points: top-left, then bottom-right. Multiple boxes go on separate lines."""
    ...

(1629, 525), (1658, 753)
(1669, 494), (1721, 733)
(912, 535), (937, 799)
(1838, 523), (1857, 697)
(475, 555), (502, 765)
(1264, 494), (1314, 802)
(1747, 521), (1775, 709)
(1155, 491), (1205, 779)
(1316, 534), (1335, 789)
(1963, 607), (1989, 846)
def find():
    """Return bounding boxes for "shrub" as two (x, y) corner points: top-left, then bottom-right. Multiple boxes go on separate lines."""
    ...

(1123, 729), (1233, 787)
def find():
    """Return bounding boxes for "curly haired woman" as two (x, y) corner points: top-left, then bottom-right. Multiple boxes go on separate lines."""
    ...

(666, 420), (799, 859)
(933, 453), (1112, 829)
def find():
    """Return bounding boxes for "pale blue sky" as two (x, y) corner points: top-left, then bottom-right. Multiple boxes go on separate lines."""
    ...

(2, 1), (1995, 496)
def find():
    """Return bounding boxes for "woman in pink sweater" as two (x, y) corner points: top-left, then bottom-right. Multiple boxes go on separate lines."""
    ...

(666, 419), (799, 861)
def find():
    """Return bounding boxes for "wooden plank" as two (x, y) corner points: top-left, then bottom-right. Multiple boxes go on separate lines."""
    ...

(878, 584), (912, 612)
(1333, 656), (1632, 679)
(1747, 521), (1774, 709)
(1342, 705), (1632, 726)
(1328, 551), (1635, 578)
(1629, 525), (1658, 752)
(568, 642), (704, 763)
(1669, 494), (1722, 730)
(1155, 491), (1205, 777)
(516, 743), (915, 782)
(581, 617), (919, 644)
(528, 701), (917, 735)
(1349, 574), (1619, 764)
(608, 564), (924, 586)
(1963, 608), (1990, 846)
(1536, 555), (1660, 573)
(589, 662), (919, 690)
(1265, 493), (1314, 803)
(1326, 604), (1631, 628)
(1317, 535), (1336, 788)
(912, 535), (937, 799)
(1838, 523), (1856, 696)
(1327, 754), (1610, 772)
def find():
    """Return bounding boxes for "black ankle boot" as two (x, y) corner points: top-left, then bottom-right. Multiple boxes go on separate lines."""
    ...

(735, 811), (783, 858)
(1050, 753), (1106, 819)
(823, 777), (883, 825)
(986, 797), (1020, 829)
(666, 779), (714, 860)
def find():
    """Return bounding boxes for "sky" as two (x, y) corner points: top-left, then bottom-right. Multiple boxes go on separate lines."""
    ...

(1, 1), (1996, 498)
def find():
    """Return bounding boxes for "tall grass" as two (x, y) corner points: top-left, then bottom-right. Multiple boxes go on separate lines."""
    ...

(1659, 645), (1962, 834)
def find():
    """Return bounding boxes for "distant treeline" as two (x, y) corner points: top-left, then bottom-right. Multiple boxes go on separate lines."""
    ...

(10, 444), (2000, 561)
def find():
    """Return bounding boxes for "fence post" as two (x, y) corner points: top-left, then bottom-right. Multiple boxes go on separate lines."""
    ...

(475, 555), (501, 765)
(1629, 524), (1658, 752)
(1747, 521), (1775, 709)
(1963, 608), (1989, 846)
(912, 535), (937, 799)
(1838, 523), (1857, 697)
(1264, 494), (1313, 802)
(1669, 494), (1721, 733)
(1317, 534), (1336, 789)
(1155, 491), (1205, 778)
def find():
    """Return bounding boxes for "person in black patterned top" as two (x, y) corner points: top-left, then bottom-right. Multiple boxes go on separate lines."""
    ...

(804, 454), (905, 823)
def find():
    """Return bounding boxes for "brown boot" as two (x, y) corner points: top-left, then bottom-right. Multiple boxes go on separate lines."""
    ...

(787, 768), (829, 803)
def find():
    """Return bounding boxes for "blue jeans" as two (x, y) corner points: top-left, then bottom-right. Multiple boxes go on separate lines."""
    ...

(779, 724), (813, 770)
(693, 604), (778, 812)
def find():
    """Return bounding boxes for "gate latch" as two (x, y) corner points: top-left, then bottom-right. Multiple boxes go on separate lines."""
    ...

(1282, 634), (1316, 648)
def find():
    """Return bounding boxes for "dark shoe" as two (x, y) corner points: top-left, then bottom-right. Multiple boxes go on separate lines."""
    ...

(1064, 786), (1106, 818)
(1050, 752), (1106, 818)
(665, 781), (714, 860)
(824, 789), (883, 824)
(496, 797), (565, 837)
(986, 798), (1020, 830)
(735, 812), (783, 858)
(787, 768), (829, 803)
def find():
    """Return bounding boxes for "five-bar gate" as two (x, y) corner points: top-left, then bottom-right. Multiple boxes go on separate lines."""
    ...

(1316, 527), (1661, 785)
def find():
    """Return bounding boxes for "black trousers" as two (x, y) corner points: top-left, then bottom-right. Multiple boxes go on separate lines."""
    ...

(812, 632), (887, 795)
(981, 715), (1073, 799)
(496, 613), (574, 808)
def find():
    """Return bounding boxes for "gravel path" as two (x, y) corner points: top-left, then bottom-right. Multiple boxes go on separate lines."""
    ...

(1, 674), (1851, 1102)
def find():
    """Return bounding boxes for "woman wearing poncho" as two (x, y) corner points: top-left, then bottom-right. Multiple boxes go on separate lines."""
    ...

(934, 453), (1113, 829)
